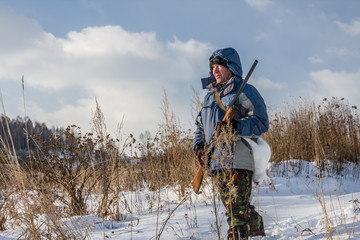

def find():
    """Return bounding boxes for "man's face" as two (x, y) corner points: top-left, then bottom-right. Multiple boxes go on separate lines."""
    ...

(212, 64), (233, 84)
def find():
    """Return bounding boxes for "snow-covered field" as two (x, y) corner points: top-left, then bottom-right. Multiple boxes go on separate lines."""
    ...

(0, 161), (359, 239)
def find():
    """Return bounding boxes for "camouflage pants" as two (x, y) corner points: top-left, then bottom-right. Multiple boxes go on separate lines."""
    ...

(215, 169), (265, 240)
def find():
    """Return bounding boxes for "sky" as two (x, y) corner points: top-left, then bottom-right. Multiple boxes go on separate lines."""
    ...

(0, 0), (359, 140)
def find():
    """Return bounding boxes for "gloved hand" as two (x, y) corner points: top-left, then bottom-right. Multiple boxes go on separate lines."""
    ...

(215, 119), (238, 137)
(196, 145), (205, 167)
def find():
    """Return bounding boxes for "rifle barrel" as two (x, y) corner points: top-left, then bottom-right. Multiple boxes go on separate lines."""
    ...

(230, 60), (258, 107)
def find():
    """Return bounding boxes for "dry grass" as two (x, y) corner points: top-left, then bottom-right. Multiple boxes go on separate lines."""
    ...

(0, 90), (198, 237)
(264, 97), (360, 172)
(0, 93), (359, 237)
(264, 96), (360, 239)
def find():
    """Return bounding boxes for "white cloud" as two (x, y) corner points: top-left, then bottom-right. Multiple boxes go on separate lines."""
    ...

(308, 55), (324, 64)
(25, 98), (94, 130)
(253, 77), (285, 90)
(0, 7), (45, 52)
(0, 9), (213, 138)
(325, 47), (353, 58)
(255, 32), (270, 42)
(62, 26), (162, 58)
(245, 0), (273, 9)
(308, 69), (360, 106)
(335, 19), (360, 36)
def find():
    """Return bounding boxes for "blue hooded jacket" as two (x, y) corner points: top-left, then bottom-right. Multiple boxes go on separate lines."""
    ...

(193, 47), (269, 171)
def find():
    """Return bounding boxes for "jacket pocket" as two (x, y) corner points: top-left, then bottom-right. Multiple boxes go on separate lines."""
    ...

(233, 139), (255, 171)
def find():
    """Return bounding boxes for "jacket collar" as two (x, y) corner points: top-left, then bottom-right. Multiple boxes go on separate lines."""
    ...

(208, 77), (235, 96)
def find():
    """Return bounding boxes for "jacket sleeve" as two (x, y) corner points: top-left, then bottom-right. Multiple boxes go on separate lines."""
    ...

(235, 85), (269, 137)
(193, 111), (205, 152)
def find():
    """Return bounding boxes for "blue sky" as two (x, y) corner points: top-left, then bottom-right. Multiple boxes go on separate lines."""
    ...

(0, 0), (359, 139)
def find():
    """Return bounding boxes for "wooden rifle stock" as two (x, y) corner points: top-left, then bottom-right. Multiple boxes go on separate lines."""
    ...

(191, 165), (204, 194)
(192, 60), (258, 194)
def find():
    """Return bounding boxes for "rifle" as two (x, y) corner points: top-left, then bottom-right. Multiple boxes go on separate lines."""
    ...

(192, 59), (258, 194)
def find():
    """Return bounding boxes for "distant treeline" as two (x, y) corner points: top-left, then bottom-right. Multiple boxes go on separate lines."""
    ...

(0, 115), (62, 152)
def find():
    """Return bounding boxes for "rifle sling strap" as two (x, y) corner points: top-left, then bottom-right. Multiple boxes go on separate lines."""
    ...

(214, 91), (227, 113)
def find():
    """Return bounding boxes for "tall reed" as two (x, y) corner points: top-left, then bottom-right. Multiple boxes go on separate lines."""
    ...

(1, 90), (359, 238)
(264, 97), (360, 171)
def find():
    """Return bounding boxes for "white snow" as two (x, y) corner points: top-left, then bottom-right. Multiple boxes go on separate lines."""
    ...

(0, 160), (359, 239)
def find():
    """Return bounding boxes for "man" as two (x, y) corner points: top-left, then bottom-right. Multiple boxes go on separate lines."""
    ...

(193, 47), (269, 239)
